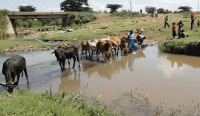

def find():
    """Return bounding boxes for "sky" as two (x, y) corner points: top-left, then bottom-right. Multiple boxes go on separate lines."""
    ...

(0, 0), (199, 12)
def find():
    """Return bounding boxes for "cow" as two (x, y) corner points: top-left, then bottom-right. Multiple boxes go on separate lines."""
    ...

(81, 40), (91, 59)
(52, 45), (80, 71)
(96, 40), (113, 61)
(109, 38), (122, 57)
(2, 55), (29, 92)
(120, 37), (129, 55)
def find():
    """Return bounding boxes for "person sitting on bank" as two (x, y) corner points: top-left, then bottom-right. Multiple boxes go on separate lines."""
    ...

(172, 22), (177, 39)
(128, 30), (137, 51)
(179, 30), (186, 38)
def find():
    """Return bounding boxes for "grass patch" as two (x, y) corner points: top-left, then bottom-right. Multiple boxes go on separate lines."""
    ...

(0, 91), (121, 116)
(159, 37), (200, 55)
(0, 40), (48, 50)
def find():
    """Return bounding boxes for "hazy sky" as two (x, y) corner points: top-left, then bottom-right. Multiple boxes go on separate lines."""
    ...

(0, 0), (199, 12)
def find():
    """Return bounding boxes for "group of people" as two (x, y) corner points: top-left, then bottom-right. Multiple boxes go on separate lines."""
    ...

(164, 12), (199, 39)
(127, 30), (146, 51)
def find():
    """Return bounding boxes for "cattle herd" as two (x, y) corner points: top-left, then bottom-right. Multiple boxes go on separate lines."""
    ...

(0, 34), (146, 92)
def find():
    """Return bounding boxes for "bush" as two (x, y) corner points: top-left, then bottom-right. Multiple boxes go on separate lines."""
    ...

(159, 37), (200, 56)
(69, 12), (98, 25)
(110, 11), (146, 18)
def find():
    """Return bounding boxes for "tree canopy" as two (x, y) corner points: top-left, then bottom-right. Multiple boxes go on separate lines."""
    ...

(60, 0), (91, 12)
(18, 5), (36, 12)
(145, 6), (156, 13)
(106, 4), (122, 13)
(178, 6), (192, 12)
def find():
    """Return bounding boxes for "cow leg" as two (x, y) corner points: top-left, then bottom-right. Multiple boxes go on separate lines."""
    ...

(72, 56), (76, 69)
(62, 60), (66, 71)
(59, 61), (63, 71)
(76, 54), (81, 68)
(96, 51), (99, 61)
(68, 59), (70, 69)
(24, 68), (29, 84)
(85, 50), (88, 60)
(16, 74), (20, 86)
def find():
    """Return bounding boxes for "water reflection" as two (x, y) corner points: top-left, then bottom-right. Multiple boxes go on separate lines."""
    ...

(82, 49), (146, 80)
(159, 53), (200, 69)
(59, 69), (81, 93)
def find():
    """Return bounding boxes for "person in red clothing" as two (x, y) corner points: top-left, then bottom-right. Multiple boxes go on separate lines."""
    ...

(190, 12), (195, 30)
(172, 22), (177, 39)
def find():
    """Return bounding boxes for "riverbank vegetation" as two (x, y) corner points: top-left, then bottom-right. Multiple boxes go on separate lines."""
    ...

(0, 40), (49, 53)
(0, 91), (120, 116)
(0, 10), (9, 39)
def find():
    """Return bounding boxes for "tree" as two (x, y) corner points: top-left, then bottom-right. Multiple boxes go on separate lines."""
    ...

(145, 6), (156, 13)
(178, 6), (192, 12)
(106, 4), (122, 13)
(60, 0), (90, 12)
(18, 5), (36, 12)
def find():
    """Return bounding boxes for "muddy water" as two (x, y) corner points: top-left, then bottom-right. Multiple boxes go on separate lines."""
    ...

(0, 45), (200, 115)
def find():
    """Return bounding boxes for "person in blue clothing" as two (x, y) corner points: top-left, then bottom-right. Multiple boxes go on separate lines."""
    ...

(128, 30), (137, 51)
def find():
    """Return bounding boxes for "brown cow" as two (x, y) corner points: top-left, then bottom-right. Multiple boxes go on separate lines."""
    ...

(109, 38), (122, 57)
(81, 40), (91, 59)
(120, 37), (129, 56)
(58, 43), (69, 48)
(96, 40), (113, 61)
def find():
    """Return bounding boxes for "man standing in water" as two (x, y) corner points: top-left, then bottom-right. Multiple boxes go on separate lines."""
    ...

(128, 30), (137, 51)
(190, 12), (195, 30)
(164, 16), (169, 28)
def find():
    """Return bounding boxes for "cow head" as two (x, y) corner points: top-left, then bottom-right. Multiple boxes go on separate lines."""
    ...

(52, 48), (64, 61)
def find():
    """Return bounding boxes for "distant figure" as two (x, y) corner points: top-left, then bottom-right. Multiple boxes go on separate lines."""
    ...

(128, 30), (137, 51)
(177, 21), (184, 38)
(140, 9), (142, 14)
(190, 12), (195, 30)
(197, 19), (200, 28)
(172, 22), (177, 39)
(155, 10), (158, 18)
(164, 16), (169, 28)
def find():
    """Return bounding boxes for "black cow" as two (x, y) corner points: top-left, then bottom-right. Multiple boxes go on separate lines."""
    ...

(52, 45), (80, 71)
(2, 55), (29, 86)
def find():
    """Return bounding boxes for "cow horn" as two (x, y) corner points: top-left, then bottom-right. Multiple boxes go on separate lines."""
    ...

(51, 51), (55, 54)
(0, 82), (13, 87)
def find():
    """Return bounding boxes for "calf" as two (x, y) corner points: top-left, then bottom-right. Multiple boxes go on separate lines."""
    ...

(53, 45), (80, 71)
(81, 40), (91, 59)
(2, 55), (29, 86)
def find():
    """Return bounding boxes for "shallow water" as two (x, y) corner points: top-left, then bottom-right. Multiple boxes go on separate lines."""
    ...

(0, 45), (200, 115)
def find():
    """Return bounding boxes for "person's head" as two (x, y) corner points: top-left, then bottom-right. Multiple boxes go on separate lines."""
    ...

(173, 22), (176, 25)
(180, 20), (182, 23)
(130, 30), (133, 34)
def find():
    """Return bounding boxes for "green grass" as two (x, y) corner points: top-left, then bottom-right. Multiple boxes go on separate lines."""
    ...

(41, 14), (150, 41)
(0, 91), (121, 116)
(0, 40), (48, 50)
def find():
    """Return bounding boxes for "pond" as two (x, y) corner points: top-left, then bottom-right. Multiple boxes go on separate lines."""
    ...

(0, 45), (200, 115)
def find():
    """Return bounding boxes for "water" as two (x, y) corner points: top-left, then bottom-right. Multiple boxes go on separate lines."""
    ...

(0, 45), (200, 115)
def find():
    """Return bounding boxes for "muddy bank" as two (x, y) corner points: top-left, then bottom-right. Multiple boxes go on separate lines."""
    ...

(0, 45), (50, 53)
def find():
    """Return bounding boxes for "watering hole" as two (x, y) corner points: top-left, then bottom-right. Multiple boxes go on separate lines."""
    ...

(0, 45), (200, 115)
